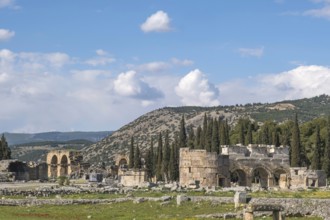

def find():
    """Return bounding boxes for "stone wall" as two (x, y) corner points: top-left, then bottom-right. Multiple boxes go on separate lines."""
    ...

(179, 148), (230, 187)
(119, 170), (146, 187)
(289, 167), (326, 189)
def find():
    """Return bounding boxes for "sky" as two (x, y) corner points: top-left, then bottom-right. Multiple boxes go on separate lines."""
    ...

(1, 0), (330, 133)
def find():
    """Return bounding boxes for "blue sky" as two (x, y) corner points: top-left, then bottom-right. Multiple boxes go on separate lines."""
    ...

(1, 0), (330, 132)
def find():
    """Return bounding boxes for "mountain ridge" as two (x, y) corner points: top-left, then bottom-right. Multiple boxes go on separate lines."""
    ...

(83, 94), (330, 165)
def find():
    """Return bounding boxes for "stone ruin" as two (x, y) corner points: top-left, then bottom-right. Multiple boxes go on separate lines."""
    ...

(179, 144), (326, 189)
(0, 159), (47, 182)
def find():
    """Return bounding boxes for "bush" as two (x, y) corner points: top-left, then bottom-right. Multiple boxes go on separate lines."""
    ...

(58, 176), (70, 186)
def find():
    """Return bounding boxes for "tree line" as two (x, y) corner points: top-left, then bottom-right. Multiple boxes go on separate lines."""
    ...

(128, 113), (330, 181)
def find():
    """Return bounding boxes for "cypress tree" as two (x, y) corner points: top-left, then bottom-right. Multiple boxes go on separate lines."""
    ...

(311, 125), (322, 170)
(205, 118), (213, 152)
(187, 127), (195, 149)
(201, 113), (208, 149)
(194, 126), (202, 149)
(219, 120), (226, 145)
(1, 134), (11, 160)
(211, 118), (219, 153)
(145, 138), (154, 180)
(156, 132), (163, 181)
(239, 122), (245, 145)
(134, 144), (141, 169)
(247, 123), (253, 145)
(272, 130), (280, 147)
(128, 137), (135, 168)
(179, 115), (187, 148)
(168, 142), (175, 181)
(322, 116), (330, 177)
(291, 113), (301, 167)
(173, 135), (180, 181)
(162, 131), (170, 181)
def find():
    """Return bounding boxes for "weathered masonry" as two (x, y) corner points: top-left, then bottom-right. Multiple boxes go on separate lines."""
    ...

(179, 145), (326, 188)
(46, 150), (83, 178)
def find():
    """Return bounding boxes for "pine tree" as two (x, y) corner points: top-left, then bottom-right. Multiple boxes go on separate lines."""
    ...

(162, 131), (170, 181)
(156, 132), (163, 181)
(134, 144), (141, 169)
(311, 125), (322, 170)
(128, 137), (135, 168)
(291, 113), (302, 167)
(179, 115), (187, 148)
(322, 116), (330, 177)
(211, 118), (219, 153)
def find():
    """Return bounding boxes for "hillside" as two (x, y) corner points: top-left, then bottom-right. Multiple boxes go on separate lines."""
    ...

(83, 95), (330, 165)
(4, 131), (112, 146)
(5, 131), (112, 162)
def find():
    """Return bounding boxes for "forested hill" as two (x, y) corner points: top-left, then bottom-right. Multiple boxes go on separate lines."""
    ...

(83, 94), (330, 165)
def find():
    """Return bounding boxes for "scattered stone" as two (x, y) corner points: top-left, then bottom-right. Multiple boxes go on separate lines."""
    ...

(176, 195), (190, 205)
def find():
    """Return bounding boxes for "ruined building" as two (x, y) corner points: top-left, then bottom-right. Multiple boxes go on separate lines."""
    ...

(179, 145), (326, 189)
(46, 150), (86, 178)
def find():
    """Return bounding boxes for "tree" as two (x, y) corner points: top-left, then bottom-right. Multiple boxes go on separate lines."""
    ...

(239, 122), (245, 145)
(322, 116), (330, 177)
(247, 123), (253, 145)
(145, 138), (155, 180)
(187, 126), (195, 149)
(211, 118), (219, 153)
(194, 126), (202, 149)
(0, 134), (11, 160)
(128, 137), (135, 168)
(156, 132), (163, 181)
(134, 144), (141, 169)
(205, 118), (213, 152)
(311, 125), (322, 170)
(179, 115), (187, 148)
(162, 131), (170, 181)
(201, 113), (208, 149)
(168, 142), (176, 181)
(291, 113), (302, 167)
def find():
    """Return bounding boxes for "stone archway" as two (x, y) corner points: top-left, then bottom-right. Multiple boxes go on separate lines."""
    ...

(60, 155), (69, 176)
(118, 158), (128, 168)
(252, 167), (270, 188)
(230, 169), (247, 186)
(50, 155), (58, 178)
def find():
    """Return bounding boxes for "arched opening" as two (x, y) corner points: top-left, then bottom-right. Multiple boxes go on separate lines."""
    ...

(118, 158), (128, 168)
(60, 155), (69, 176)
(252, 167), (269, 188)
(273, 169), (287, 186)
(50, 155), (58, 178)
(230, 169), (247, 186)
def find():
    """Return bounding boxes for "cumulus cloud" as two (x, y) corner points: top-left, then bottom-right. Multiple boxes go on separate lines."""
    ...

(0, 29), (15, 41)
(113, 70), (163, 100)
(238, 47), (264, 57)
(219, 65), (330, 105)
(140, 10), (172, 33)
(304, 5), (330, 19)
(175, 69), (220, 106)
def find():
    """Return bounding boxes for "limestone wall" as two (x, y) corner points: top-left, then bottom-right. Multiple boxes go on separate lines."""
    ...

(119, 170), (146, 187)
(179, 148), (230, 187)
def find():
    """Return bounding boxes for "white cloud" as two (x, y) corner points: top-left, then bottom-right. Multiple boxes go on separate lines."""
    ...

(0, 0), (15, 8)
(0, 29), (15, 41)
(219, 65), (330, 105)
(175, 69), (220, 106)
(137, 61), (169, 72)
(171, 58), (194, 66)
(140, 10), (172, 33)
(72, 69), (111, 81)
(304, 5), (330, 19)
(86, 49), (115, 66)
(113, 70), (163, 100)
(238, 47), (264, 57)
